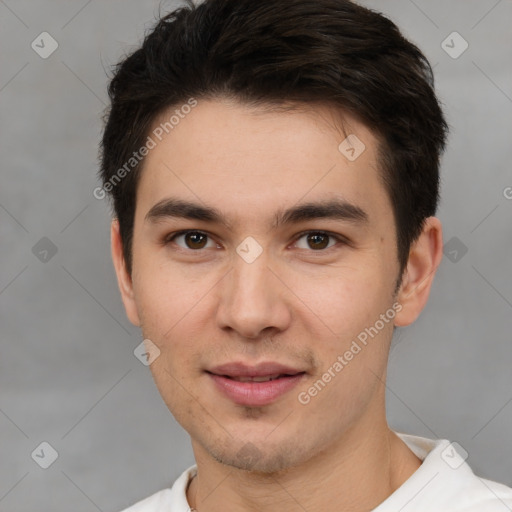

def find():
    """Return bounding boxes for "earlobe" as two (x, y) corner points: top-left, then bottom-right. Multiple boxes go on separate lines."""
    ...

(110, 219), (141, 327)
(394, 217), (443, 327)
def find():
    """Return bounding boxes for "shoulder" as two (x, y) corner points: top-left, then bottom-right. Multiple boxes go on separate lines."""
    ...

(116, 465), (197, 512)
(387, 433), (512, 511)
(450, 476), (512, 511)
(117, 488), (174, 512)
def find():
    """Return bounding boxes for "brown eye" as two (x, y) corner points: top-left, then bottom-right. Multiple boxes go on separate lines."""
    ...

(306, 233), (329, 250)
(294, 231), (341, 251)
(167, 231), (215, 250)
(184, 232), (208, 249)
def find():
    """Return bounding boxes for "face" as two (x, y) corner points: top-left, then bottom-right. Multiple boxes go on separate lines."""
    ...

(115, 98), (411, 473)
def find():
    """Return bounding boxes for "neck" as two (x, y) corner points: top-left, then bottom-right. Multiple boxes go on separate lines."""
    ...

(187, 418), (422, 512)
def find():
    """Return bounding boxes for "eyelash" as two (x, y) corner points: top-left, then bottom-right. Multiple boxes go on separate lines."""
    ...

(163, 230), (349, 253)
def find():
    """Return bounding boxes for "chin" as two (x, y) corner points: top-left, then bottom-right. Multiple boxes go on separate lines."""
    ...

(202, 434), (312, 474)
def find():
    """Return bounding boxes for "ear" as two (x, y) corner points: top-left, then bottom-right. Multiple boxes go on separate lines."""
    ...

(111, 219), (141, 327)
(394, 216), (443, 327)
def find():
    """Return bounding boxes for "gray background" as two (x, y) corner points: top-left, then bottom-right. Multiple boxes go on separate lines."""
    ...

(1, 0), (511, 510)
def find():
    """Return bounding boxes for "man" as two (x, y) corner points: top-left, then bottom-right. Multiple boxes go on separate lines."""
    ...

(99, 0), (512, 510)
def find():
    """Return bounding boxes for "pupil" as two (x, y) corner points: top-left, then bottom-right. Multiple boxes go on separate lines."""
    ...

(183, 233), (329, 250)
(308, 233), (328, 250)
(186, 232), (206, 249)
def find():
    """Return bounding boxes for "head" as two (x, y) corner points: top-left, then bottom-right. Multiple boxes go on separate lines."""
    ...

(101, 0), (447, 473)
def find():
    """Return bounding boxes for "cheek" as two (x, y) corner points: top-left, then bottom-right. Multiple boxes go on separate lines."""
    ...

(289, 261), (395, 409)
(289, 261), (390, 340)
(132, 257), (200, 332)
(132, 266), (213, 385)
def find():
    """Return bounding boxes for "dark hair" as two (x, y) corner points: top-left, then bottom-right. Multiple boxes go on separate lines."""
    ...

(99, 0), (448, 279)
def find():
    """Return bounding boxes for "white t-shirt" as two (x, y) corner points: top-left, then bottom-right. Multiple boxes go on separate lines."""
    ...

(120, 432), (512, 511)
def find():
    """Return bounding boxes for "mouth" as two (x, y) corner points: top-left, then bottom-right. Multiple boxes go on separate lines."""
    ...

(217, 373), (302, 382)
(206, 362), (307, 406)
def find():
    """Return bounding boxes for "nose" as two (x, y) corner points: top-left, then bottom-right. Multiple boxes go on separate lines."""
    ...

(215, 249), (292, 340)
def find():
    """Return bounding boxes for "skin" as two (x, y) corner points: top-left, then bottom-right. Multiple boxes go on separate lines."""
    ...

(111, 98), (443, 511)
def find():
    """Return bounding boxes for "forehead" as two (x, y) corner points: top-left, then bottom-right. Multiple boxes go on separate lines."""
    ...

(135, 99), (391, 230)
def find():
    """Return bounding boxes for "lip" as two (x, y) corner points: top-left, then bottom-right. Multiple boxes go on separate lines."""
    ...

(208, 361), (304, 378)
(206, 361), (306, 406)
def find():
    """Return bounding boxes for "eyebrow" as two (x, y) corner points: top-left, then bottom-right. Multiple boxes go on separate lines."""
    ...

(145, 197), (369, 229)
